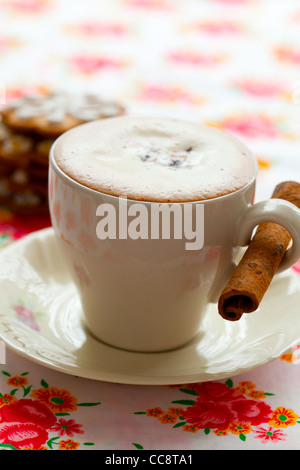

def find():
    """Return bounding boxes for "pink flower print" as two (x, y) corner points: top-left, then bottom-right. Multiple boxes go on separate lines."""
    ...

(79, 230), (96, 252)
(253, 425), (287, 444)
(213, 0), (251, 4)
(14, 304), (34, 320)
(275, 46), (300, 65)
(168, 51), (224, 67)
(220, 114), (279, 139)
(70, 55), (127, 75)
(51, 418), (84, 438)
(197, 20), (243, 35)
(139, 84), (203, 105)
(2, 0), (51, 14)
(66, 22), (127, 37)
(235, 79), (283, 98)
(14, 304), (40, 331)
(126, 0), (173, 10)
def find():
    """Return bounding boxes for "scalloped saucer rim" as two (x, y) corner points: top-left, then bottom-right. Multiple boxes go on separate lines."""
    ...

(0, 227), (299, 385)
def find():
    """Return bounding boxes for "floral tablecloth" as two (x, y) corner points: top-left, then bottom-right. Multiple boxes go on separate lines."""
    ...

(0, 0), (300, 451)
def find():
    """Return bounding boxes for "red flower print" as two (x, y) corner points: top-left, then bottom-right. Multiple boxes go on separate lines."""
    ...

(59, 439), (80, 450)
(7, 376), (28, 387)
(31, 387), (77, 414)
(0, 394), (17, 408)
(234, 381), (256, 395)
(159, 413), (178, 425)
(167, 407), (185, 417)
(0, 398), (57, 429)
(230, 398), (272, 425)
(183, 401), (235, 431)
(214, 429), (229, 436)
(193, 381), (241, 402)
(146, 407), (164, 418)
(254, 425), (287, 444)
(182, 424), (200, 433)
(181, 381), (272, 431)
(268, 407), (299, 428)
(246, 390), (266, 401)
(51, 418), (84, 437)
(0, 422), (49, 450)
(228, 422), (252, 435)
(280, 352), (295, 363)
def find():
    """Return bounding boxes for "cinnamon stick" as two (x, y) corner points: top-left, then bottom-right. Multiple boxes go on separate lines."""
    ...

(218, 181), (300, 321)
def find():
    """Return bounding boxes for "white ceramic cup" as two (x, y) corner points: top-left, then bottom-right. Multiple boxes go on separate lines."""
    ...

(49, 123), (300, 353)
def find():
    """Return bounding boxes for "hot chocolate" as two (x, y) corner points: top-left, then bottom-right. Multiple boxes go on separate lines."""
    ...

(53, 116), (256, 202)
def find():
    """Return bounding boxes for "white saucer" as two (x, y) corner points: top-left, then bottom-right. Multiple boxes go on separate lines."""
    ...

(0, 227), (299, 385)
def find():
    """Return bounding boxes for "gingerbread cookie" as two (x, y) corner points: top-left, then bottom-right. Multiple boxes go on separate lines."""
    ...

(1, 91), (125, 136)
(0, 91), (125, 214)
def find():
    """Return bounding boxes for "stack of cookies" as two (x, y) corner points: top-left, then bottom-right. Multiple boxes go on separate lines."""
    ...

(0, 92), (125, 215)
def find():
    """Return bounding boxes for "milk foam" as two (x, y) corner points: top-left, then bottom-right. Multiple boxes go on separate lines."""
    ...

(53, 116), (256, 202)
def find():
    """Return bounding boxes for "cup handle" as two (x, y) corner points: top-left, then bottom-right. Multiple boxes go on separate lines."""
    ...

(233, 198), (300, 273)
